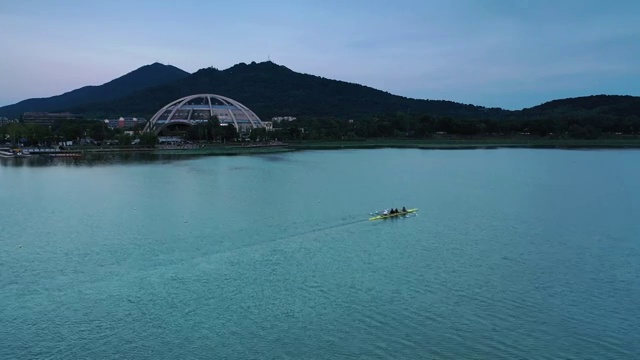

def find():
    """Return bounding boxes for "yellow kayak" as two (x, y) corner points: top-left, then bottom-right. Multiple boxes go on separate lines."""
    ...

(368, 208), (418, 221)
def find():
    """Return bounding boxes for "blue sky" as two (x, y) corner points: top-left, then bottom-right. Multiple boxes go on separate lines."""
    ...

(1, 0), (639, 109)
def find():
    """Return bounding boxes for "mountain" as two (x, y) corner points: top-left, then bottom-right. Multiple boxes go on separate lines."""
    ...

(0, 63), (190, 118)
(68, 61), (509, 120)
(518, 95), (640, 119)
(5, 61), (639, 123)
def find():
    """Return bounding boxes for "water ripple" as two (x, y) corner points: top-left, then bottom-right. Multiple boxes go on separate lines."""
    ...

(2, 149), (640, 359)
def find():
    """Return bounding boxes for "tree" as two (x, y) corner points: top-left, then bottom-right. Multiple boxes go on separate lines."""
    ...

(254, 127), (267, 141)
(482, 119), (499, 134)
(88, 121), (107, 141)
(207, 115), (221, 141)
(186, 125), (201, 141)
(249, 129), (258, 142)
(117, 133), (133, 146)
(6, 123), (24, 144)
(139, 133), (158, 147)
(221, 125), (238, 142)
(454, 120), (479, 136)
(26, 123), (51, 146)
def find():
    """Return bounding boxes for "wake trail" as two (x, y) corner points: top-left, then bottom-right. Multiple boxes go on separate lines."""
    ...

(201, 217), (371, 259)
(275, 217), (370, 242)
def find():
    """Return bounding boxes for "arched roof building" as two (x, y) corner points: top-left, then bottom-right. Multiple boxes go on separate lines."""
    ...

(143, 94), (264, 135)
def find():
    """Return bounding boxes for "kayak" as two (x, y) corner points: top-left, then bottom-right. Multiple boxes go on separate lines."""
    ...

(368, 208), (418, 221)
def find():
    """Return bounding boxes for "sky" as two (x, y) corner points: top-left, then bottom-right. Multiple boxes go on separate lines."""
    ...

(1, 0), (639, 110)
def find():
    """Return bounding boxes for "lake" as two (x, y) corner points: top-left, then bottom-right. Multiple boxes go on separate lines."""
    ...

(1, 148), (639, 359)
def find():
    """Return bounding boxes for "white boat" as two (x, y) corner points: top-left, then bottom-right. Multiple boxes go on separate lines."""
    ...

(0, 149), (32, 158)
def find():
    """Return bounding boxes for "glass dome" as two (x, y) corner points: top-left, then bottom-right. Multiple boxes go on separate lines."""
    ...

(143, 94), (264, 134)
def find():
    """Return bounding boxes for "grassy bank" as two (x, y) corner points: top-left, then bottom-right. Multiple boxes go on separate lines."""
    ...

(288, 138), (640, 150)
(152, 146), (294, 156)
(55, 138), (640, 158)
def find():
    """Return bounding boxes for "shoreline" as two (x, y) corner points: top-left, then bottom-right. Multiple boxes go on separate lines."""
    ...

(6, 139), (640, 159)
(144, 139), (640, 156)
(287, 139), (640, 151)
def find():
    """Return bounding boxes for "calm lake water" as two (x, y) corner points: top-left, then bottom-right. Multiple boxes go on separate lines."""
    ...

(1, 149), (639, 359)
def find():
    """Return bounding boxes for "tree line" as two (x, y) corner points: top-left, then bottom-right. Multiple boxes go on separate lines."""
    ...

(267, 112), (640, 141)
(2, 111), (639, 147)
(0, 120), (158, 147)
(181, 117), (241, 142)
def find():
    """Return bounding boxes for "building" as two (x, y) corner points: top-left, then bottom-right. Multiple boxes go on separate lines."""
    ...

(271, 116), (296, 123)
(104, 117), (146, 129)
(22, 112), (84, 126)
(0, 117), (17, 126)
(143, 94), (265, 135)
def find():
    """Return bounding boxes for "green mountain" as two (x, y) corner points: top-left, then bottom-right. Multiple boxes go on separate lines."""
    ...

(0, 63), (190, 118)
(519, 95), (640, 119)
(69, 61), (508, 120)
(4, 61), (639, 125)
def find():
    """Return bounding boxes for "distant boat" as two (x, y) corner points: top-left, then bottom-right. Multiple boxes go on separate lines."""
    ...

(369, 208), (418, 221)
(0, 148), (31, 158)
(43, 153), (82, 158)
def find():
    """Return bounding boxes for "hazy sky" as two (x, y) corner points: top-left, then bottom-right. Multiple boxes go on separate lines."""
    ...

(1, 0), (639, 109)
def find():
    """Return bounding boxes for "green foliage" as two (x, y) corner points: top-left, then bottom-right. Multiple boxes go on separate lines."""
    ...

(208, 115), (221, 127)
(249, 129), (258, 142)
(139, 132), (158, 147)
(88, 121), (108, 141)
(0, 118), (146, 146)
(183, 116), (222, 141)
(221, 125), (238, 141)
(249, 127), (267, 142)
(267, 111), (640, 141)
(1, 122), (54, 146)
(2, 63), (640, 144)
(185, 124), (206, 141)
(117, 133), (133, 146)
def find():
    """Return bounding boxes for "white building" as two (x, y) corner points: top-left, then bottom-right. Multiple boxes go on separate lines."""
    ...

(271, 116), (296, 123)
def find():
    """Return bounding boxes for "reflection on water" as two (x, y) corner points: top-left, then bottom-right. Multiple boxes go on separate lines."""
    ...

(258, 154), (292, 162)
(0, 153), (201, 167)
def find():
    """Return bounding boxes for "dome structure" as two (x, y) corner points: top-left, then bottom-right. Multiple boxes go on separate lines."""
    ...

(143, 94), (264, 135)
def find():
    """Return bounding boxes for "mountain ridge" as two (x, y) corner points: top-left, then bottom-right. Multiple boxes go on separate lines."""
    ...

(69, 60), (509, 120)
(2, 61), (639, 121)
(0, 63), (190, 118)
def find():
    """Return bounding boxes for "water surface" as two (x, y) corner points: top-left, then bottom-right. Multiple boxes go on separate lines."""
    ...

(1, 149), (639, 359)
